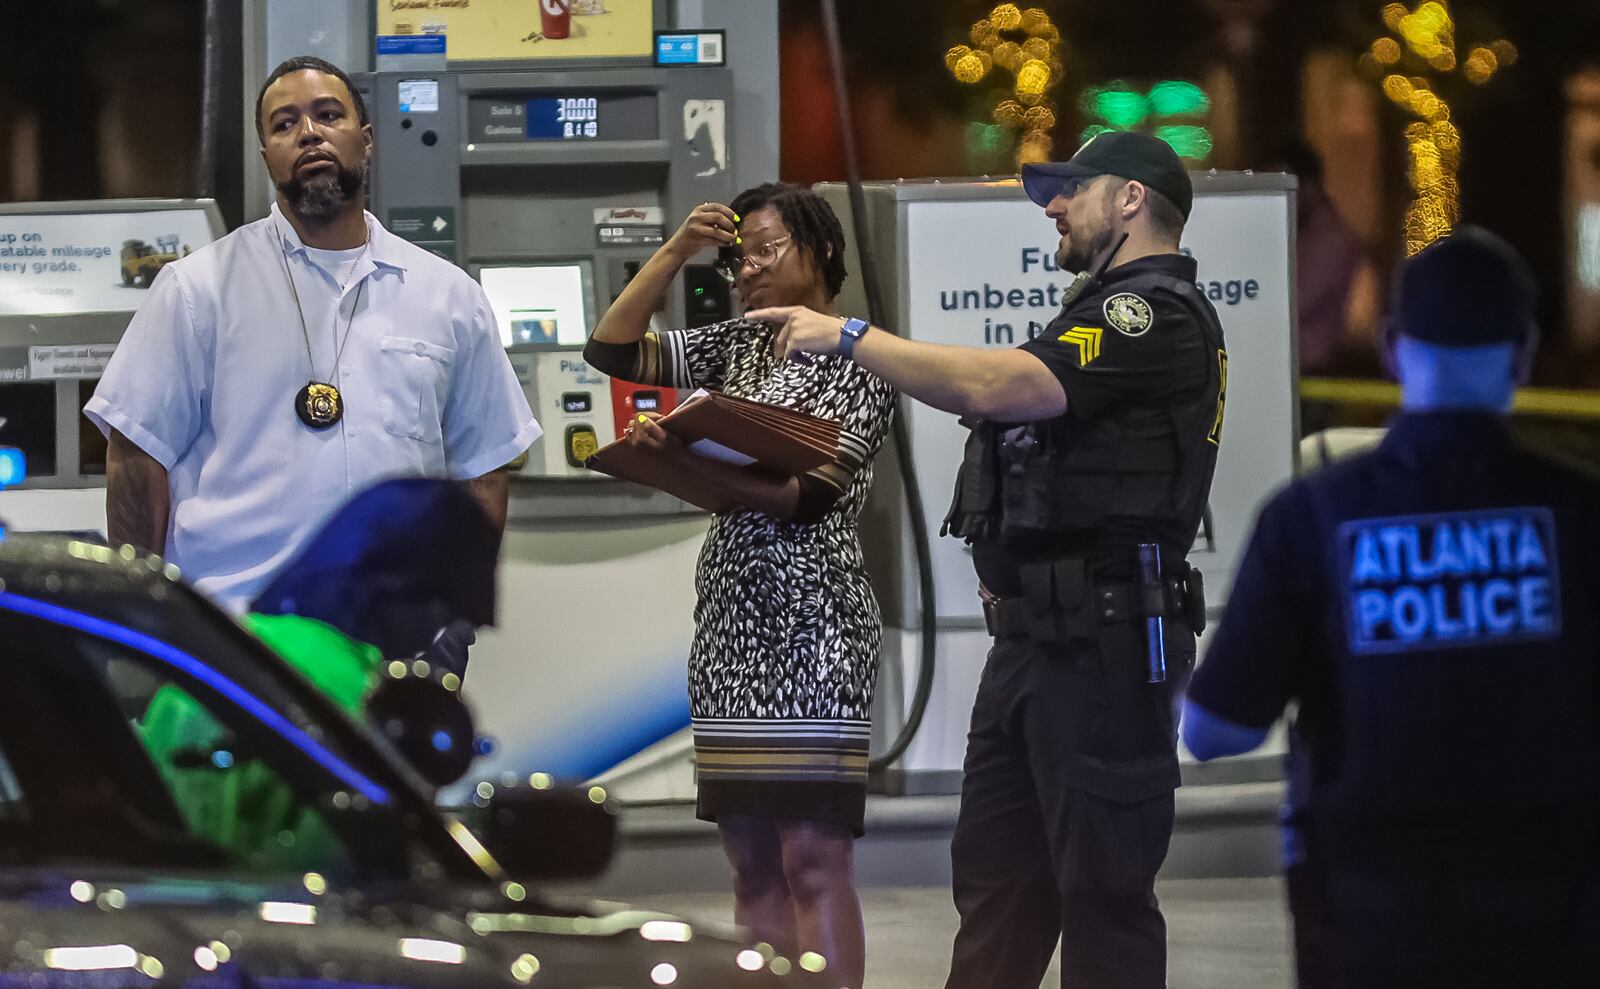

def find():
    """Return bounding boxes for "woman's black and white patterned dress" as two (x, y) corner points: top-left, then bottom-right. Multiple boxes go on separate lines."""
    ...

(639, 317), (895, 834)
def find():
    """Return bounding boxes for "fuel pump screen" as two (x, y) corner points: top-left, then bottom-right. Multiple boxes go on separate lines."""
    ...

(480, 263), (592, 348)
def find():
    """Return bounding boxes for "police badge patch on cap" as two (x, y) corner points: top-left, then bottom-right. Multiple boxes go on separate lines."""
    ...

(1103, 293), (1154, 336)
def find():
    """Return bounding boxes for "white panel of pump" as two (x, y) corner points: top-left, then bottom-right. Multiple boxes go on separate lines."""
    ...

(503, 349), (615, 479)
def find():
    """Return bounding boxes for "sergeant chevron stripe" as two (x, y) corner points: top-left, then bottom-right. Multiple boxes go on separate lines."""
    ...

(1059, 325), (1103, 366)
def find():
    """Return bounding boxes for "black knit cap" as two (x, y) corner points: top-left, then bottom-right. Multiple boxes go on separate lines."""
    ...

(1021, 131), (1193, 219)
(1393, 225), (1538, 347)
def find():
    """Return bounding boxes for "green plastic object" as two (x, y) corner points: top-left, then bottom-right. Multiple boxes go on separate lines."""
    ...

(137, 614), (384, 871)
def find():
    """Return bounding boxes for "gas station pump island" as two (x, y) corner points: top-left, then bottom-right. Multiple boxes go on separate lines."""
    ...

(360, 18), (739, 505)
(0, 3), (1302, 800)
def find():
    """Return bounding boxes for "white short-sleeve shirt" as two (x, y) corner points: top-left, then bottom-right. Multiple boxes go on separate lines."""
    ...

(85, 203), (542, 612)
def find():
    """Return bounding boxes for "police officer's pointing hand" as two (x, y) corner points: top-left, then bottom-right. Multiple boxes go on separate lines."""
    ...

(746, 305), (846, 363)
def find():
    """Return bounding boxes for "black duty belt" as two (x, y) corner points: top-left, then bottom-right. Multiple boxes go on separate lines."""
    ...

(983, 577), (1190, 639)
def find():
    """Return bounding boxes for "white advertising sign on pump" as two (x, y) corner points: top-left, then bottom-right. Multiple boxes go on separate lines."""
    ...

(0, 208), (218, 316)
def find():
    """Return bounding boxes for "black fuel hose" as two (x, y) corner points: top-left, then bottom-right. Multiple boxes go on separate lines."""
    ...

(816, 0), (938, 776)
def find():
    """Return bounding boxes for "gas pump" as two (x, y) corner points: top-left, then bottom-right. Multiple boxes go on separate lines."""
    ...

(0, 199), (225, 534)
(358, 53), (738, 504)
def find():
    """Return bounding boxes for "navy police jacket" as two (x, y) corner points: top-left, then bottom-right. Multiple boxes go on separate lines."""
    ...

(1187, 412), (1600, 872)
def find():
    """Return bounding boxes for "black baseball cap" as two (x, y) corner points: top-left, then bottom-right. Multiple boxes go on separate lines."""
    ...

(1392, 225), (1538, 347)
(1021, 131), (1194, 219)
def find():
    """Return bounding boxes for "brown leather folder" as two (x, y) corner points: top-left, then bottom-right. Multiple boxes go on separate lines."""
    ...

(585, 391), (841, 512)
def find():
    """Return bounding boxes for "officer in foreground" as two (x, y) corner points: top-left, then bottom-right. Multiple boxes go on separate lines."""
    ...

(751, 131), (1226, 988)
(1184, 226), (1600, 987)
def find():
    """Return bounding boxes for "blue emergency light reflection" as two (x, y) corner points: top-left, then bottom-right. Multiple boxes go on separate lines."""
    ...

(0, 592), (391, 806)
(0, 447), (25, 488)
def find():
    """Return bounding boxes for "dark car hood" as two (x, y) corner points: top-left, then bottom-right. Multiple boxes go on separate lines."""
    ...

(0, 869), (813, 987)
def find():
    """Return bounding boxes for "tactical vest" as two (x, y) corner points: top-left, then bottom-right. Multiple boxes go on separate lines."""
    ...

(943, 273), (1225, 552)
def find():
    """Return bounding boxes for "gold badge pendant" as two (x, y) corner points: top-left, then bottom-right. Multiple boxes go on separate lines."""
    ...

(296, 381), (343, 429)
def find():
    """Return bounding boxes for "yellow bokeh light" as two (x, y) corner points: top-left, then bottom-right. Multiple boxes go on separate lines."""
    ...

(1015, 59), (1050, 96)
(1409, 90), (1442, 119)
(956, 4), (1063, 170)
(1369, 3), (1506, 253)
(1463, 46), (1497, 85)
(1022, 106), (1055, 130)
(1397, 0), (1454, 61)
(953, 53), (988, 84)
(989, 3), (1023, 31)
(1382, 74), (1414, 104)
(1018, 132), (1053, 166)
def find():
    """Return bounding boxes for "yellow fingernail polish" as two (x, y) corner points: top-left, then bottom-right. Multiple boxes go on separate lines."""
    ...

(734, 213), (742, 222)
(736, 236), (742, 244)
(637, 414), (649, 424)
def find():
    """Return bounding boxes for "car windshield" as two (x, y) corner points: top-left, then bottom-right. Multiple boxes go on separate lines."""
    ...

(0, 599), (466, 884)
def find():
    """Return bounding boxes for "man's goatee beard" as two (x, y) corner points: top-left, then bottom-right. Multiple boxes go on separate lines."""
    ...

(278, 160), (368, 223)
(1058, 225), (1114, 275)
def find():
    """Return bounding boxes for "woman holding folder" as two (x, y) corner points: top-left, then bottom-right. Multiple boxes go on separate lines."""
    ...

(584, 184), (894, 986)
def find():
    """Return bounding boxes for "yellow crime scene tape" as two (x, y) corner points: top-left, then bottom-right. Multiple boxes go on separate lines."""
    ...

(1301, 378), (1600, 422)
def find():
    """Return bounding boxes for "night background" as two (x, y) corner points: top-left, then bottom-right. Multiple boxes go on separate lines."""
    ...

(4, 0), (1599, 390)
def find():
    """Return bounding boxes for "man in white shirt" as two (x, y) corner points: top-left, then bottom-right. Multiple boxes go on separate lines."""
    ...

(85, 56), (541, 615)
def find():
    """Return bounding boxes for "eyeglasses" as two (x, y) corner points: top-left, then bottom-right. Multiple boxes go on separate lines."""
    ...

(714, 235), (793, 286)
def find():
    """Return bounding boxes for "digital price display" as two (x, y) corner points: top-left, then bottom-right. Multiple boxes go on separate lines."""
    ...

(526, 96), (600, 141)
(562, 392), (593, 414)
(633, 392), (661, 412)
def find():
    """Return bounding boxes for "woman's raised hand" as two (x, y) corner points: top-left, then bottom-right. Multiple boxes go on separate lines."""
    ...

(665, 202), (740, 259)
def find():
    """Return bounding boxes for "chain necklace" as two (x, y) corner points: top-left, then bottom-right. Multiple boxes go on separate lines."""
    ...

(276, 224), (369, 429)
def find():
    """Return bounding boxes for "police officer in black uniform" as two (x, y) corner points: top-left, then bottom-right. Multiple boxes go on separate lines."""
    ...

(1183, 226), (1600, 987)
(750, 131), (1227, 989)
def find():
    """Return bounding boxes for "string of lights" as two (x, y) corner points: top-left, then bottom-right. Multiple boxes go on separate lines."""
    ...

(1359, 2), (1516, 253)
(944, 4), (1064, 167)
